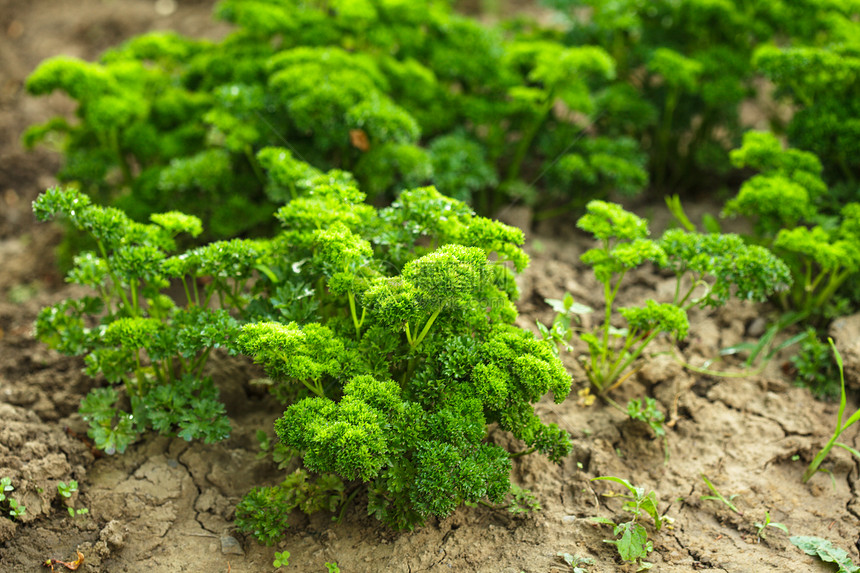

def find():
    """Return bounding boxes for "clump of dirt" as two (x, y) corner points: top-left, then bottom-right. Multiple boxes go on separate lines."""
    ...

(1, 1), (858, 572)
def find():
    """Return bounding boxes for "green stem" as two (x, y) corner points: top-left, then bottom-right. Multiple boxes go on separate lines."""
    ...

(412, 306), (443, 349)
(130, 279), (140, 316)
(348, 291), (363, 339)
(191, 348), (212, 379)
(509, 447), (537, 459)
(811, 268), (852, 311)
(99, 285), (113, 316)
(598, 271), (627, 373)
(335, 487), (362, 523)
(600, 330), (657, 393)
(672, 275), (683, 307)
(404, 321), (414, 347)
(299, 378), (325, 398)
(201, 281), (218, 309)
(134, 350), (145, 398)
(244, 145), (266, 185)
(181, 277), (193, 307)
(110, 127), (134, 188)
(654, 88), (679, 191)
(97, 240), (133, 313)
(505, 96), (554, 185)
(803, 433), (842, 483)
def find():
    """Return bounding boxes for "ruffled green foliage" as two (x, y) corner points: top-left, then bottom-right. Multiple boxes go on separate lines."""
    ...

(23, 38), (276, 239)
(724, 131), (824, 235)
(542, 0), (859, 194)
(229, 169), (570, 532)
(25, 0), (644, 228)
(32, 187), (265, 453)
(36, 161), (564, 535)
(754, 33), (860, 194)
(235, 468), (345, 546)
(542, 200), (789, 393)
(724, 132), (860, 319)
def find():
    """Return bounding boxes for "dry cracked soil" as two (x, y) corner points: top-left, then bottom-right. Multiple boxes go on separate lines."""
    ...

(0, 1), (858, 571)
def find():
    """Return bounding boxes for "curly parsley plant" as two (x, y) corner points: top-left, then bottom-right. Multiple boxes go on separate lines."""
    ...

(542, 200), (791, 394)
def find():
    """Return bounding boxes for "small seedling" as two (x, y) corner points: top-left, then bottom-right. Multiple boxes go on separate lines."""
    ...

(802, 339), (860, 483)
(57, 480), (78, 498)
(57, 480), (88, 518)
(627, 397), (666, 438)
(0, 477), (12, 501)
(1, 476), (26, 520)
(272, 550), (290, 568)
(700, 474), (742, 515)
(479, 484), (541, 515)
(591, 476), (663, 571)
(790, 536), (859, 573)
(8, 499), (26, 519)
(324, 563), (340, 573)
(557, 552), (594, 572)
(754, 511), (789, 541)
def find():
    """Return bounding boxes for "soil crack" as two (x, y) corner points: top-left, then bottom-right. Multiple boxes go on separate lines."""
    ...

(703, 392), (805, 438)
(670, 529), (728, 572)
(173, 453), (208, 532)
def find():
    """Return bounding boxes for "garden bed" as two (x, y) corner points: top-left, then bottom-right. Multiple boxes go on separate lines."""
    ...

(0, 1), (858, 572)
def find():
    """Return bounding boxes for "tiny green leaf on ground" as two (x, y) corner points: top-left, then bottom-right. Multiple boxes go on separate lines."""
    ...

(790, 536), (859, 573)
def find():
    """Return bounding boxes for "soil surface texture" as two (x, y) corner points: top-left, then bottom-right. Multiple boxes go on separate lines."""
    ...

(0, 1), (858, 572)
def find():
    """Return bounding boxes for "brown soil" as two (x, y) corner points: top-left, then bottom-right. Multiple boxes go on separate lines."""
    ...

(1, 2), (858, 572)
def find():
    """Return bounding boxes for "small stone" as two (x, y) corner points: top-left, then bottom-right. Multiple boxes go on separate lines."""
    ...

(99, 520), (125, 551)
(747, 316), (767, 338)
(562, 515), (577, 524)
(220, 535), (244, 556)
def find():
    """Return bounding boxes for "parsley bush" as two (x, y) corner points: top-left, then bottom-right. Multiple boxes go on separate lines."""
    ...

(33, 187), (254, 453)
(35, 150), (573, 535)
(542, 200), (791, 394)
(24, 0), (646, 230)
(543, 0), (860, 195)
(723, 132), (860, 321)
(231, 153), (572, 531)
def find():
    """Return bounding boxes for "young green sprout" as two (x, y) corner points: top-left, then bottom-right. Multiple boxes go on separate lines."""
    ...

(591, 476), (663, 571)
(802, 339), (860, 483)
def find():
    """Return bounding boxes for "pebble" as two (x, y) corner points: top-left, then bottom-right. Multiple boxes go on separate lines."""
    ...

(220, 535), (244, 556)
(747, 316), (767, 338)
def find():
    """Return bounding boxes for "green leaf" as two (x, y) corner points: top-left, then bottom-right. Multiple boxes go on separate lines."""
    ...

(638, 492), (662, 531)
(591, 475), (637, 495)
(790, 536), (859, 573)
(611, 521), (651, 562)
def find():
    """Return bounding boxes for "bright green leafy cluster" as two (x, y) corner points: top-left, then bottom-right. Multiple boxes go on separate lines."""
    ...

(231, 174), (571, 530)
(32, 187), (264, 453)
(724, 132), (860, 320)
(235, 469), (345, 546)
(754, 34), (860, 195)
(0, 477), (26, 520)
(542, 200), (790, 393)
(542, 0), (860, 195)
(36, 153), (570, 534)
(24, 0), (646, 230)
(791, 329), (840, 399)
